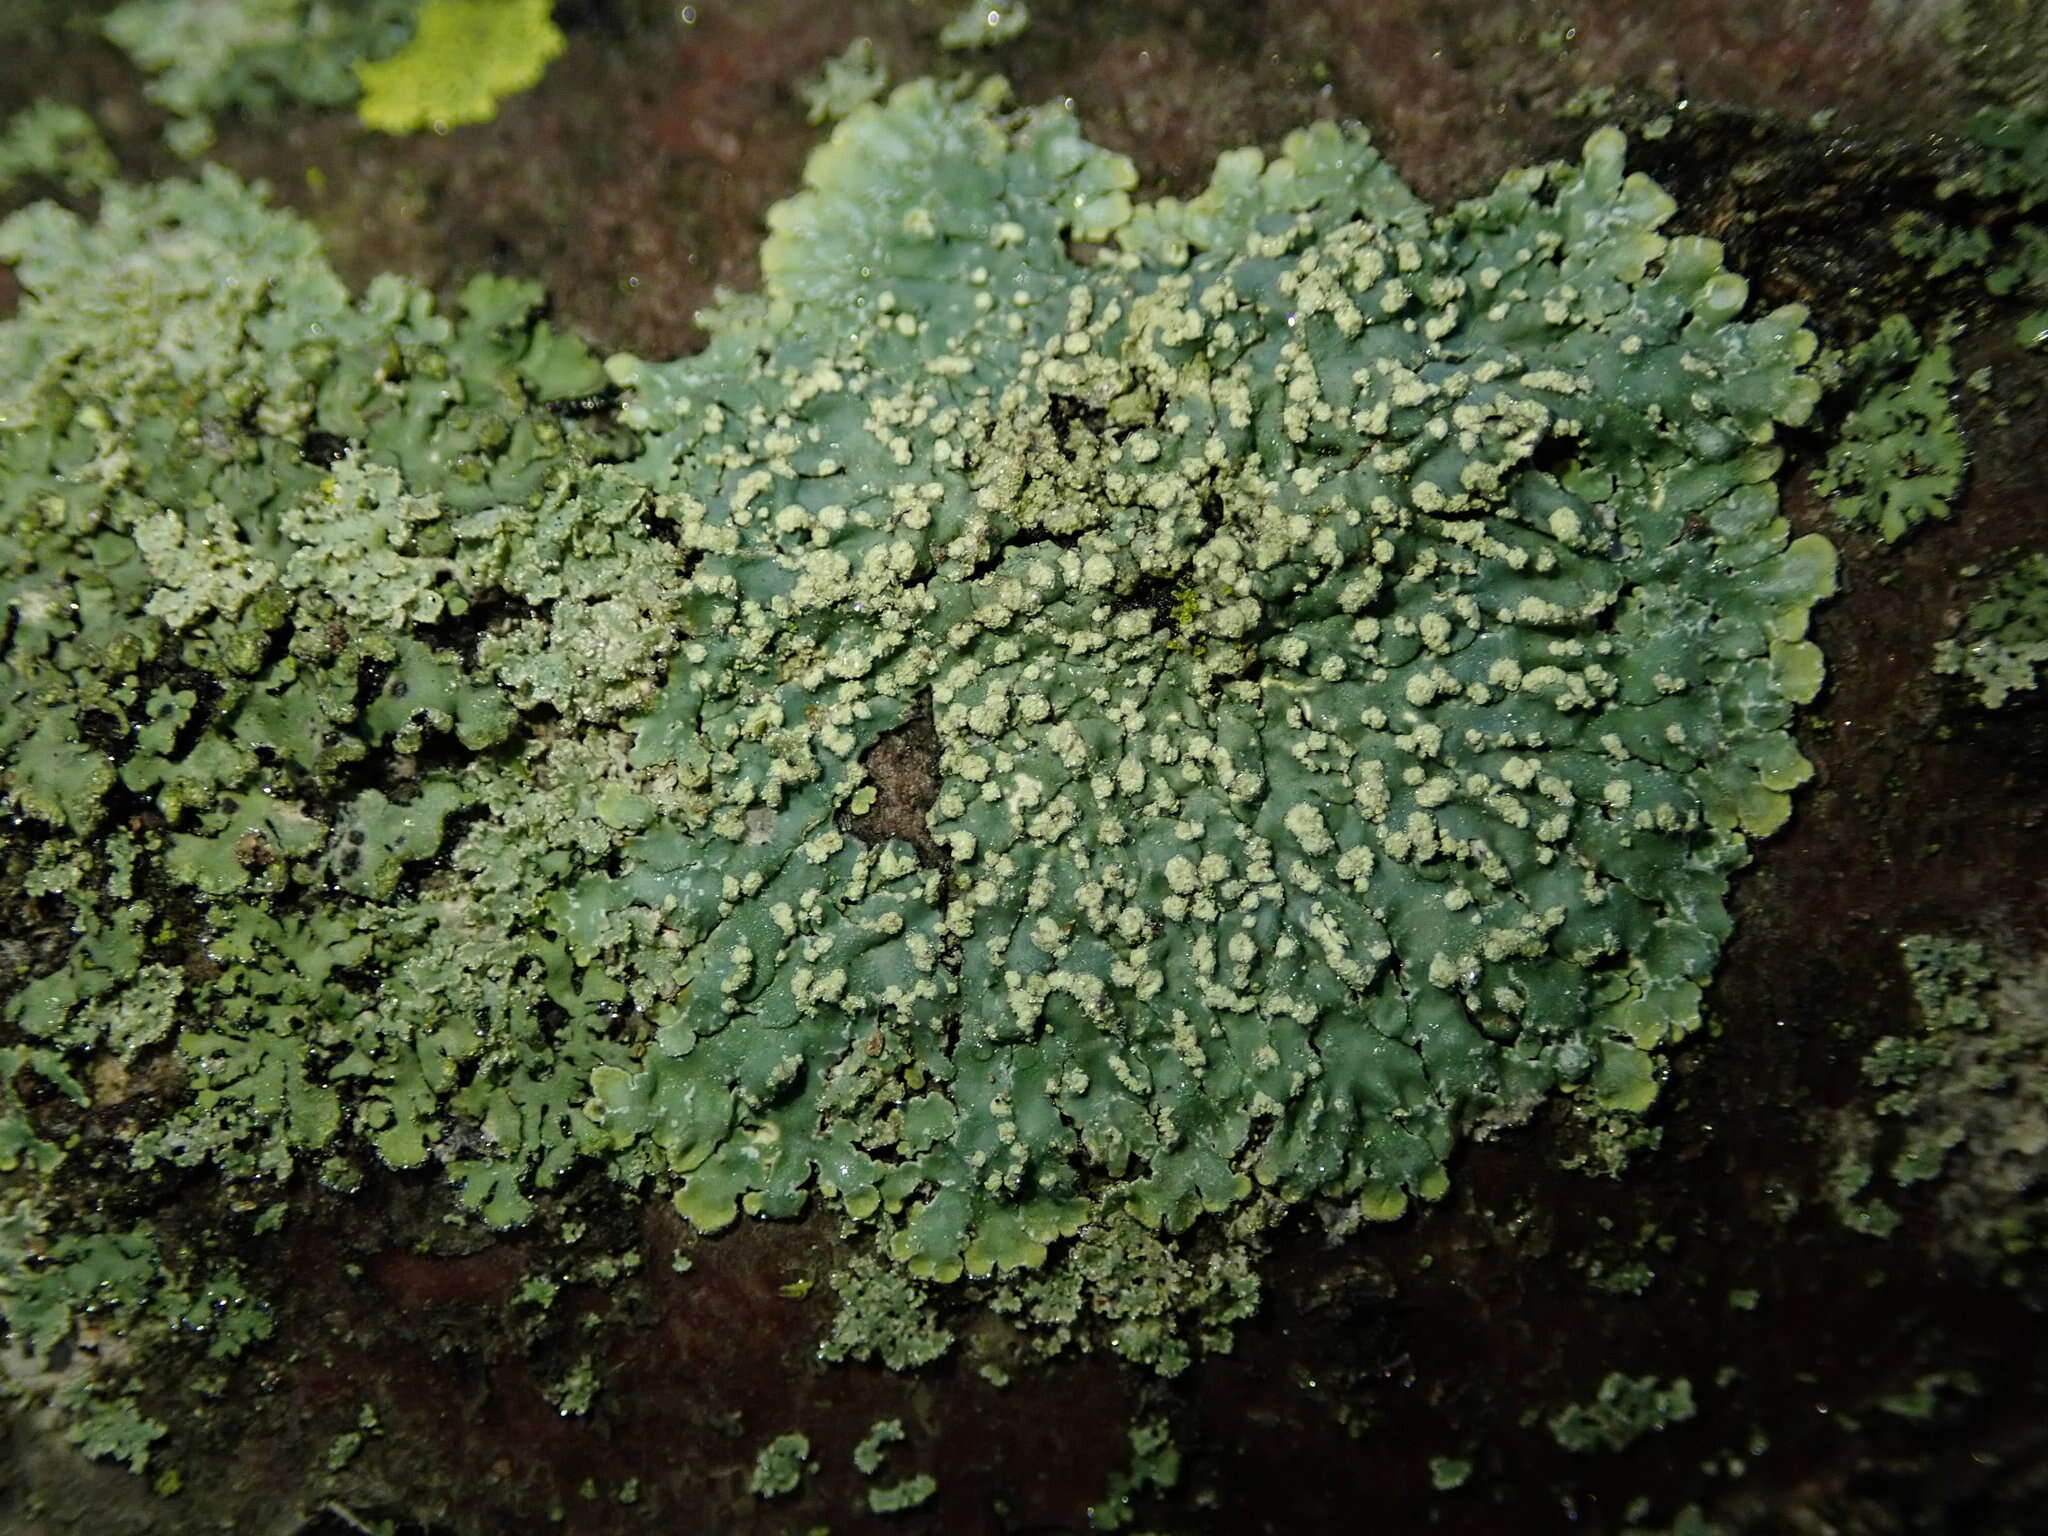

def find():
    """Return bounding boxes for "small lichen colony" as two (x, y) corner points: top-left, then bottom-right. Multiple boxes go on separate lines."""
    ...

(353, 0), (567, 136)
(1936, 550), (2048, 707)
(0, 76), (1830, 1409)
(1832, 936), (2048, 1272)
(1812, 313), (1963, 544)
(102, 0), (423, 136)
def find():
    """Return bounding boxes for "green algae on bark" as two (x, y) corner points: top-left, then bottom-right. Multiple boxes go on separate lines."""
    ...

(1, 74), (1832, 1459)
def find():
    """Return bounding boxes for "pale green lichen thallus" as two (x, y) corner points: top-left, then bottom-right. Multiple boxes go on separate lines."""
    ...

(599, 78), (1832, 1274)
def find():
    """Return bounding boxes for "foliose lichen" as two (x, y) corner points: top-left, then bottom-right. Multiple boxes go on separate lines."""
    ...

(802, 37), (891, 127)
(819, 1254), (957, 1370)
(867, 1471), (938, 1514)
(1, 73), (1833, 1450)
(1087, 1418), (1179, 1530)
(1832, 936), (2048, 1277)
(0, 1208), (272, 1471)
(600, 75), (1830, 1278)
(979, 1207), (1262, 1374)
(102, 0), (423, 145)
(323, 1402), (384, 1469)
(745, 1430), (813, 1499)
(1428, 1454), (1472, 1490)
(353, 0), (567, 135)
(852, 1415), (907, 1475)
(1548, 1371), (1697, 1454)
(96, 0), (566, 147)
(1934, 550), (2048, 708)
(1811, 313), (1964, 543)
(0, 101), (117, 198)
(1890, 103), (2048, 350)
(939, 2), (1031, 52)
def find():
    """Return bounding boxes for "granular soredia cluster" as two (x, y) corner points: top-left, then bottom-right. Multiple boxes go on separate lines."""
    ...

(0, 77), (1832, 1372)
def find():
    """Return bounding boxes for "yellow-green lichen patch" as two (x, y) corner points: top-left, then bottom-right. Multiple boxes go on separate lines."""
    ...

(867, 1472), (938, 1514)
(819, 1255), (956, 1370)
(802, 37), (890, 126)
(354, 0), (564, 135)
(976, 1207), (1263, 1374)
(323, 1403), (383, 1470)
(852, 1416), (907, 1476)
(0, 162), (658, 1410)
(0, 1211), (273, 1472)
(544, 1354), (601, 1416)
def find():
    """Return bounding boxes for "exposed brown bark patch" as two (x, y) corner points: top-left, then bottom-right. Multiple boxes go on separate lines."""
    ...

(840, 695), (949, 878)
